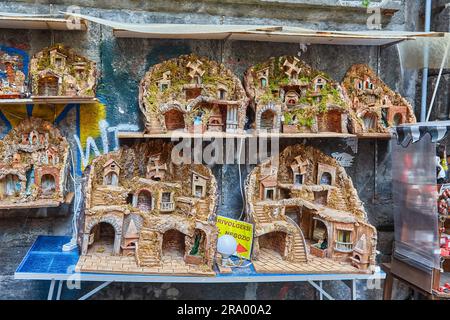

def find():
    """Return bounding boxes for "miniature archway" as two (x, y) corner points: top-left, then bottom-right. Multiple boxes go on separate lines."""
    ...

(41, 174), (56, 195)
(393, 113), (403, 126)
(362, 112), (377, 131)
(137, 189), (152, 211)
(38, 75), (59, 96)
(91, 222), (115, 254)
(319, 172), (332, 185)
(258, 231), (287, 258)
(83, 214), (123, 255)
(4, 174), (20, 196)
(162, 229), (186, 258)
(260, 109), (276, 130)
(164, 108), (185, 131)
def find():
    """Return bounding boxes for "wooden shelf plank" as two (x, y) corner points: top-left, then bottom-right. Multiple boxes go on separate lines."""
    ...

(0, 96), (98, 105)
(117, 131), (358, 139)
(356, 133), (392, 140)
(0, 16), (87, 31)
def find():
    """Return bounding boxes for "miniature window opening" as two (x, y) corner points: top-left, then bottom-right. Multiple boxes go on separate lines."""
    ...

(137, 190), (152, 211)
(41, 174), (56, 195)
(291, 71), (298, 80)
(162, 229), (185, 257)
(336, 229), (353, 252)
(160, 83), (168, 92)
(260, 77), (267, 88)
(161, 192), (174, 211)
(294, 173), (303, 185)
(25, 166), (34, 195)
(264, 187), (275, 200)
(315, 79), (324, 91)
(126, 193), (133, 205)
(195, 185), (204, 198)
(5, 174), (20, 196)
(218, 89), (226, 100)
(105, 172), (119, 186)
(393, 113), (403, 126)
(356, 80), (363, 90)
(363, 113), (377, 130)
(319, 172), (332, 185)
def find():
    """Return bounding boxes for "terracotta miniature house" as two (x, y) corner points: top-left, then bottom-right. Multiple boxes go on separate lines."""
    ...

(30, 44), (97, 97)
(341, 64), (416, 133)
(0, 117), (69, 208)
(244, 56), (358, 134)
(139, 54), (248, 134)
(76, 140), (218, 276)
(0, 46), (27, 99)
(245, 144), (377, 273)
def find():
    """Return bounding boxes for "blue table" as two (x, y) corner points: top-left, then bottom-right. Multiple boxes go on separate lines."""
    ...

(15, 236), (386, 300)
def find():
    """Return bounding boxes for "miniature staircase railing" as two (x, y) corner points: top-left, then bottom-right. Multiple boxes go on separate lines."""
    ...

(285, 215), (309, 263)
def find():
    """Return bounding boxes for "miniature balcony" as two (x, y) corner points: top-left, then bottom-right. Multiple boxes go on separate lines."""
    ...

(334, 241), (353, 253)
(160, 201), (175, 212)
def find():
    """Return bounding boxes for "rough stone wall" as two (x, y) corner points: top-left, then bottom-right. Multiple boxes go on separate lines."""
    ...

(0, 0), (425, 300)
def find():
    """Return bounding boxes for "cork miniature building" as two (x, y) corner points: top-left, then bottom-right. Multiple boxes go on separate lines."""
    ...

(341, 64), (416, 133)
(139, 54), (247, 134)
(244, 56), (358, 134)
(30, 44), (97, 97)
(0, 46), (27, 99)
(0, 117), (70, 209)
(245, 144), (377, 274)
(76, 140), (218, 276)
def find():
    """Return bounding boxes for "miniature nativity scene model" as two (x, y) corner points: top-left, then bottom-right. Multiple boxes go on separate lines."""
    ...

(0, 46), (27, 99)
(139, 54), (247, 134)
(29, 44), (97, 98)
(341, 64), (416, 134)
(244, 56), (357, 134)
(245, 144), (377, 274)
(0, 117), (70, 209)
(76, 140), (219, 276)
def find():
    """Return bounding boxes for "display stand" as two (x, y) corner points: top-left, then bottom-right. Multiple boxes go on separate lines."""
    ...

(14, 236), (385, 300)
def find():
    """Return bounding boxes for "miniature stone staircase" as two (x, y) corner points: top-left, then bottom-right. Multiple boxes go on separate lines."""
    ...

(253, 205), (272, 224)
(136, 228), (160, 267)
(285, 216), (308, 263)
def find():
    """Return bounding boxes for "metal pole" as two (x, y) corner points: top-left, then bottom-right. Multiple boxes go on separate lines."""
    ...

(47, 279), (56, 300)
(420, 0), (432, 122)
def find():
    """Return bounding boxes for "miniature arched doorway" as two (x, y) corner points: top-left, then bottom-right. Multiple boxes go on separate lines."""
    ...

(137, 190), (152, 211)
(320, 110), (342, 133)
(164, 109), (185, 131)
(319, 172), (332, 185)
(187, 229), (207, 264)
(105, 172), (119, 186)
(162, 229), (186, 259)
(362, 112), (377, 131)
(4, 174), (20, 196)
(260, 109), (276, 131)
(258, 231), (287, 259)
(285, 206), (301, 225)
(88, 222), (116, 254)
(38, 75), (59, 96)
(393, 113), (403, 126)
(41, 174), (56, 195)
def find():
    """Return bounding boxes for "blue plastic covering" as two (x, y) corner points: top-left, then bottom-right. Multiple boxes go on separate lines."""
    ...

(16, 236), (79, 275)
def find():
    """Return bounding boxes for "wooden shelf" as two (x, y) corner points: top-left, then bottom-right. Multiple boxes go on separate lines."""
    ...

(118, 131), (357, 139)
(0, 96), (98, 105)
(356, 133), (392, 140)
(0, 192), (74, 210)
(0, 16), (87, 31)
